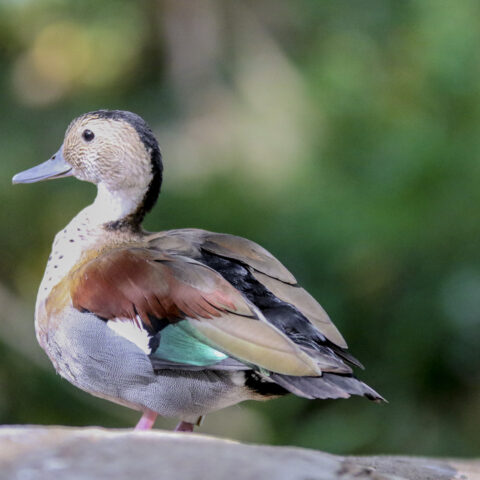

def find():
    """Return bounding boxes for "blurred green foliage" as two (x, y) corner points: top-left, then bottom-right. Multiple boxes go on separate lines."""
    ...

(0, 0), (479, 456)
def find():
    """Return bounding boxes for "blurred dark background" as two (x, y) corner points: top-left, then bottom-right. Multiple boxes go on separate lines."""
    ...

(1, 0), (479, 456)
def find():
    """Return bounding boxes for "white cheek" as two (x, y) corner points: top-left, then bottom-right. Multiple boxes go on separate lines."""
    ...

(107, 316), (151, 354)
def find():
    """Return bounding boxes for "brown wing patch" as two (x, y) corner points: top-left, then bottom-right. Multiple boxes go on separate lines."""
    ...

(70, 248), (254, 329)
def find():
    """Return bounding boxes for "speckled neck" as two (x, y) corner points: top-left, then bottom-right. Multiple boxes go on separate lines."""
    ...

(36, 205), (140, 306)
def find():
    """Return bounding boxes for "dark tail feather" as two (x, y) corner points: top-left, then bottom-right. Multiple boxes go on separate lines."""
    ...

(333, 349), (365, 370)
(322, 340), (365, 370)
(270, 373), (385, 402)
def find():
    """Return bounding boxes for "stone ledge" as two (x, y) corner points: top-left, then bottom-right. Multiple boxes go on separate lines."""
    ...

(0, 426), (478, 480)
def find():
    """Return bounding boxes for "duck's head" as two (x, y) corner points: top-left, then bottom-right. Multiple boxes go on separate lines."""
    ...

(13, 110), (163, 228)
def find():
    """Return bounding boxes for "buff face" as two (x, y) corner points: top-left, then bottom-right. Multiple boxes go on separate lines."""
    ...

(63, 115), (153, 191)
(13, 112), (154, 195)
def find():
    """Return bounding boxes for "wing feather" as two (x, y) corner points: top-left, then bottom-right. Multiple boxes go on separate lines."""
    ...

(202, 233), (297, 284)
(251, 271), (347, 348)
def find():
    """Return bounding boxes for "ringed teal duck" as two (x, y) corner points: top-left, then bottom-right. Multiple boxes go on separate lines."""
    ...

(13, 110), (383, 432)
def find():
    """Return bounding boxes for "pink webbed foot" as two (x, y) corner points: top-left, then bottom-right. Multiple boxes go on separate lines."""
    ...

(174, 421), (195, 432)
(135, 409), (158, 431)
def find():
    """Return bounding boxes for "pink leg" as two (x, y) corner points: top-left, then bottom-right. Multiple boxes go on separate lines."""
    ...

(135, 409), (158, 431)
(174, 421), (194, 432)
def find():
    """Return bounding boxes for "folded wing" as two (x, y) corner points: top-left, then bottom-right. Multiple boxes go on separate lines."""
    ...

(69, 248), (322, 376)
(149, 230), (347, 349)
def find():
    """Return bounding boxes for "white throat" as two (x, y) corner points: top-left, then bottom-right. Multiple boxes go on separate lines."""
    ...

(84, 182), (144, 226)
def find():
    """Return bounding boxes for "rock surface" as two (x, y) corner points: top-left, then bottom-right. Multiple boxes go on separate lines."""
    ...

(0, 426), (478, 480)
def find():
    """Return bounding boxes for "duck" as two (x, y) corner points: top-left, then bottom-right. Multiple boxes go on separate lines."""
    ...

(12, 110), (383, 432)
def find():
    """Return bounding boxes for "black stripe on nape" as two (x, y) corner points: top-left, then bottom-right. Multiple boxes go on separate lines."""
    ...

(88, 110), (163, 229)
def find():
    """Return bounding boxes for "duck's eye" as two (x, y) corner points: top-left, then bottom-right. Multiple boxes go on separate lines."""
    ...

(82, 129), (95, 142)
